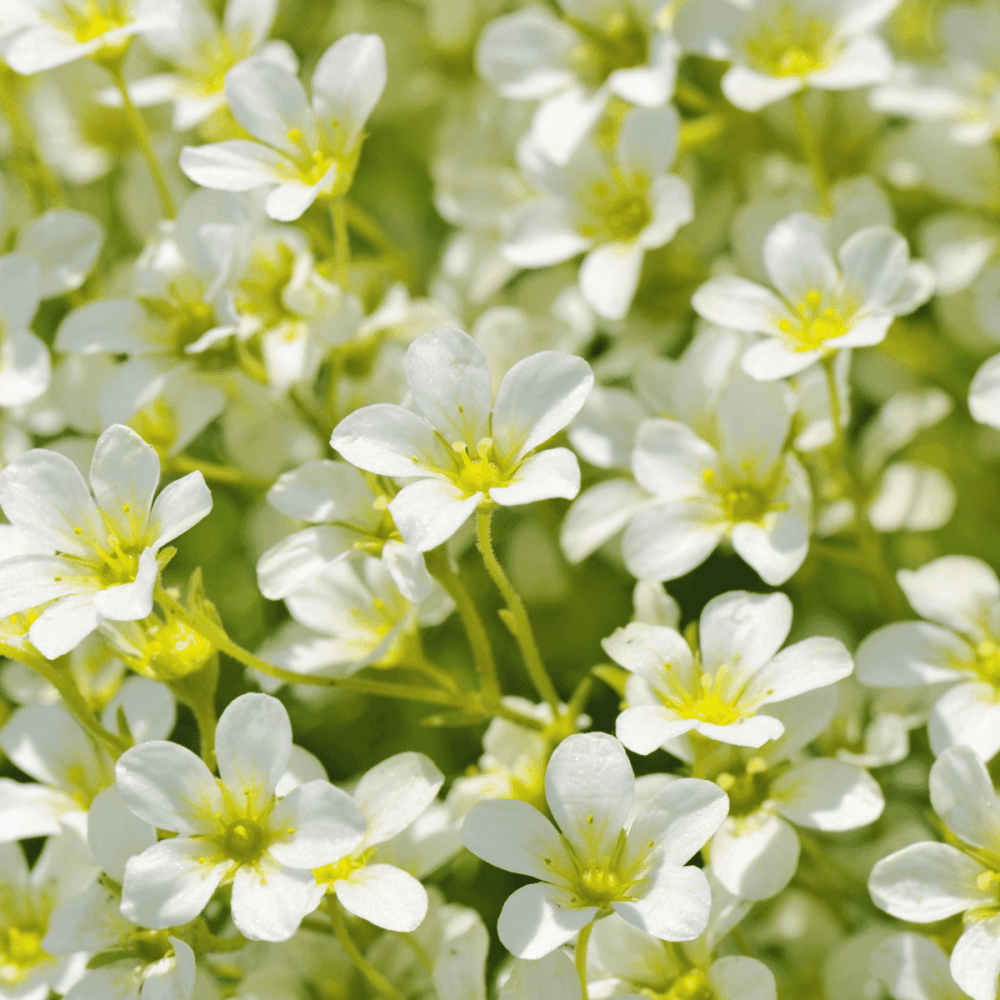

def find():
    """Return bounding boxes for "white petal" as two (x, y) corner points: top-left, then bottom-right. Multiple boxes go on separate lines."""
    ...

(354, 751), (444, 846)
(0, 554), (88, 617)
(331, 403), (452, 477)
(17, 209), (103, 297)
(730, 514), (809, 586)
(498, 950), (582, 1000)
(311, 33), (387, 150)
(855, 621), (970, 687)
(709, 955), (778, 1000)
(741, 338), (823, 381)
(622, 501), (725, 581)
(475, 9), (577, 99)
(0, 252), (40, 329)
(148, 472), (213, 548)
(0, 779), (75, 840)
(491, 448), (580, 505)
(381, 541), (434, 603)
(868, 842), (992, 922)
(55, 299), (152, 355)
(700, 590), (792, 678)
(929, 746), (1000, 852)
(838, 226), (910, 309)
(224, 0), (278, 47)
(693, 714), (785, 748)
(263, 178), (328, 222)
(616, 705), (696, 754)
(710, 813), (800, 900)
(545, 732), (633, 862)
(492, 351), (593, 462)
(30, 591), (103, 659)
(578, 242), (645, 321)
(771, 758), (884, 831)
(897, 556), (1000, 639)
(216, 692), (292, 810)
(334, 863), (428, 931)
(179, 140), (287, 192)
(529, 86), (608, 166)
(763, 212), (838, 303)
(256, 525), (358, 600)
(503, 199), (591, 268)
(602, 620), (693, 687)
(721, 65), (802, 111)
(928, 682), (1000, 762)
(871, 933), (960, 1000)
(267, 780), (366, 868)
(267, 460), (374, 522)
(93, 547), (157, 621)
(115, 740), (221, 835)
(617, 105), (679, 179)
(462, 798), (571, 881)
(951, 917), (1000, 1000)
(388, 479), (481, 552)
(224, 57), (315, 155)
(641, 173), (694, 248)
(970, 353), (1000, 429)
(142, 937), (196, 1000)
(0, 329), (51, 407)
(559, 479), (652, 564)
(613, 864), (712, 941)
(497, 881), (595, 959)
(87, 786), (156, 883)
(121, 838), (230, 929)
(231, 860), (322, 941)
(692, 276), (786, 334)
(808, 35), (894, 89)
(741, 635), (854, 707)
(631, 418), (718, 500)
(89, 425), (159, 540)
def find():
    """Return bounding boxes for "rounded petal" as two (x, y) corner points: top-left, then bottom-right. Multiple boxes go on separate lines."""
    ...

(462, 798), (570, 881)
(692, 275), (786, 334)
(503, 199), (592, 268)
(709, 955), (777, 1000)
(951, 917), (1000, 1000)
(602, 621), (693, 686)
(710, 813), (800, 900)
(353, 751), (444, 846)
(868, 842), (992, 922)
(475, 9), (577, 99)
(267, 780), (366, 868)
(699, 590), (793, 678)
(559, 479), (652, 563)
(334, 863), (428, 932)
(741, 635), (855, 708)
(266, 460), (374, 522)
(231, 860), (323, 941)
(216, 693), (292, 811)
(120, 838), (230, 929)
(179, 140), (287, 191)
(92, 547), (157, 621)
(17, 209), (103, 298)
(331, 403), (451, 477)
(929, 745), (1000, 853)
(730, 514), (809, 586)
(631, 418), (719, 500)
(0, 329), (50, 407)
(545, 732), (634, 862)
(87, 786), (156, 883)
(621, 501), (725, 582)
(838, 226), (910, 309)
(311, 33), (387, 150)
(856, 621), (971, 687)
(388, 478), (481, 552)
(29, 591), (103, 659)
(763, 212), (838, 303)
(770, 758), (884, 831)
(970, 353), (1000, 430)
(497, 881), (595, 959)
(741, 337), (824, 381)
(612, 865), (712, 942)
(897, 556), (1000, 639)
(256, 525), (357, 600)
(578, 242), (645, 321)
(721, 66), (802, 111)
(491, 448), (580, 505)
(224, 57), (315, 155)
(928, 682), (1000, 762)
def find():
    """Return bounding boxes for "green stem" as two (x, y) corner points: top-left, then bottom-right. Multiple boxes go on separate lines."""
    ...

(398, 653), (461, 694)
(424, 545), (501, 712)
(575, 919), (594, 1000)
(153, 586), (464, 707)
(166, 454), (273, 489)
(0, 69), (63, 210)
(191, 698), (217, 771)
(821, 357), (908, 620)
(332, 196), (349, 287)
(791, 90), (831, 214)
(327, 897), (407, 1000)
(109, 64), (175, 219)
(0, 643), (129, 757)
(476, 508), (560, 715)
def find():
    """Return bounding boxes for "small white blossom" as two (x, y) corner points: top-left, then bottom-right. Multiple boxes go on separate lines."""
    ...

(331, 326), (593, 552)
(462, 732), (729, 959)
(179, 33), (386, 221)
(872, 933), (967, 1000)
(0, 424), (212, 659)
(116, 692), (367, 941)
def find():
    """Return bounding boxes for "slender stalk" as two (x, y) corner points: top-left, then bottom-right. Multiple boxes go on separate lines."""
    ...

(424, 545), (501, 711)
(792, 90), (831, 213)
(476, 509), (560, 714)
(0, 643), (129, 757)
(153, 586), (463, 706)
(331, 196), (350, 287)
(191, 698), (217, 771)
(327, 896), (407, 1000)
(493, 703), (547, 732)
(821, 358), (908, 619)
(575, 919), (595, 1000)
(400, 653), (462, 694)
(108, 64), (175, 219)
(166, 454), (273, 489)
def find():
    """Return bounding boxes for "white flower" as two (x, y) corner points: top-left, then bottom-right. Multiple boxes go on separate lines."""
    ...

(5, 0), (180, 74)
(692, 212), (934, 380)
(564, 372), (812, 586)
(461, 732), (729, 959)
(314, 751), (444, 932)
(504, 105), (693, 320)
(179, 33), (386, 221)
(702, 691), (884, 900)
(331, 326), (593, 552)
(256, 459), (433, 602)
(43, 786), (196, 1000)
(869, 745), (1000, 1000)
(0, 424), (212, 659)
(674, 0), (899, 112)
(0, 833), (98, 1000)
(116, 692), (367, 942)
(0, 253), (51, 408)
(604, 591), (853, 753)
(856, 555), (1000, 762)
(104, 0), (294, 130)
(872, 933), (967, 1000)
(0, 678), (175, 842)
(476, 1), (680, 164)
(257, 555), (453, 682)
(500, 948), (646, 1000)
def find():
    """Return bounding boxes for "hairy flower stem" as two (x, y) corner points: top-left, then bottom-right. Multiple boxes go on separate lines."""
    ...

(327, 896), (407, 1000)
(575, 919), (595, 1000)
(332, 196), (350, 287)
(822, 357), (908, 619)
(424, 544), (502, 712)
(0, 643), (129, 757)
(792, 91), (831, 214)
(108, 64), (176, 219)
(476, 508), (561, 716)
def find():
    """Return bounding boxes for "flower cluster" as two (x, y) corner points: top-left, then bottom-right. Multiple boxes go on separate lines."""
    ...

(2, 1), (1000, 999)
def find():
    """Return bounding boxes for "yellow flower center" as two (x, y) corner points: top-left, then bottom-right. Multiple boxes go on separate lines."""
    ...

(181, 30), (251, 98)
(140, 283), (218, 355)
(235, 243), (299, 330)
(715, 757), (771, 817)
(655, 969), (714, 1000)
(0, 924), (51, 986)
(314, 847), (376, 887)
(50, 0), (129, 43)
(605, 193), (653, 241)
(223, 818), (266, 862)
(777, 289), (853, 351)
(973, 640), (1000, 689)
(276, 129), (339, 189)
(568, 12), (649, 88)
(743, 4), (838, 77)
(451, 438), (509, 498)
(580, 173), (652, 244)
(703, 466), (787, 527)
